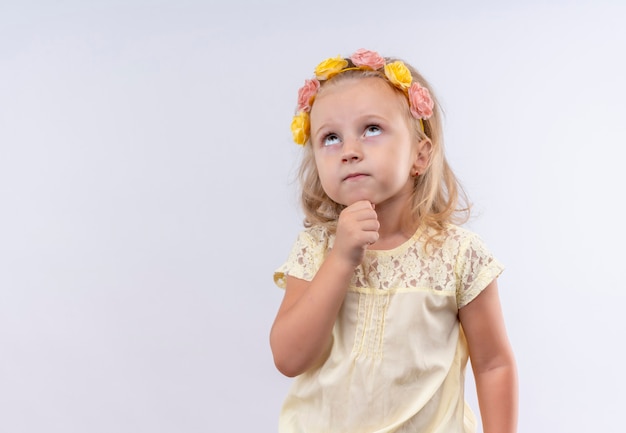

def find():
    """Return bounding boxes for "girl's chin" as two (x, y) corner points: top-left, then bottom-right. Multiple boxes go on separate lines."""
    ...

(346, 198), (376, 207)
(328, 190), (376, 207)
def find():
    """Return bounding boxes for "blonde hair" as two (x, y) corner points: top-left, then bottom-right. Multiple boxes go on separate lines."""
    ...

(296, 57), (470, 242)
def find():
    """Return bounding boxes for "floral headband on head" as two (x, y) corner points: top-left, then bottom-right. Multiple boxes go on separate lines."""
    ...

(290, 48), (435, 146)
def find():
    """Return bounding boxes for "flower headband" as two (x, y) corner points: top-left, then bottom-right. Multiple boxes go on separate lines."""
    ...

(290, 48), (435, 146)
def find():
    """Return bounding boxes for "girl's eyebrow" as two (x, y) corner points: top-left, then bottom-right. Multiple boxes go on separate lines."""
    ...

(311, 113), (391, 139)
(310, 123), (332, 141)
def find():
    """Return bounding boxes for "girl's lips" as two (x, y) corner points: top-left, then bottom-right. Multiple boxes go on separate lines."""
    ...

(343, 173), (369, 181)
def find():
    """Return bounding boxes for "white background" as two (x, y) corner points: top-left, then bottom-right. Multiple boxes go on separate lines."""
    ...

(1, 0), (625, 432)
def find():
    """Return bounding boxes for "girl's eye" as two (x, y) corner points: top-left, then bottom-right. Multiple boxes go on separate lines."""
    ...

(364, 125), (382, 137)
(323, 134), (341, 146)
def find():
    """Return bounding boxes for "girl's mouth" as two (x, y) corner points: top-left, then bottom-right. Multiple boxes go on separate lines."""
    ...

(343, 173), (368, 181)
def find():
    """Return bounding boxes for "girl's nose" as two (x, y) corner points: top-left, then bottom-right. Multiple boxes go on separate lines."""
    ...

(341, 138), (363, 163)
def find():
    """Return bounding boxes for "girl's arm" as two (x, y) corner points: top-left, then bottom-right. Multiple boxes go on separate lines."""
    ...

(270, 200), (379, 377)
(269, 257), (353, 377)
(459, 279), (518, 433)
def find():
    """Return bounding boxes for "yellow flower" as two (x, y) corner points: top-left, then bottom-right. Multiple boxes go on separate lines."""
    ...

(384, 61), (412, 90)
(291, 111), (310, 146)
(314, 55), (349, 80)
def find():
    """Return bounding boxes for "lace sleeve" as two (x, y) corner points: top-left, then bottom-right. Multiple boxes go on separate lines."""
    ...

(273, 227), (330, 289)
(455, 231), (504, 308)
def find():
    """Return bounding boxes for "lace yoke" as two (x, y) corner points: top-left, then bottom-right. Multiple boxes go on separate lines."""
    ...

(274, 224), (502, 308)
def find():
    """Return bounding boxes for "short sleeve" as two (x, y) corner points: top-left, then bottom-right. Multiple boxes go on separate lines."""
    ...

(273, 226), (330, 289)
(455, 231), (504, 308)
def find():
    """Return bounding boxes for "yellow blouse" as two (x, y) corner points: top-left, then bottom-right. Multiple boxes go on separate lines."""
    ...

(274, 225), (504, 433)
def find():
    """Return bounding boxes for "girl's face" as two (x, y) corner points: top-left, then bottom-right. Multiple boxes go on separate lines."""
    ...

(309, 77), (426, 209)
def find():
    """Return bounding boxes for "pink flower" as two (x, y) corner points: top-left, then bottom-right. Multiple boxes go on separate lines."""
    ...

(350, 48), (386, 70)
(408, 82), (434, 119)
(296, 78), (320, 112)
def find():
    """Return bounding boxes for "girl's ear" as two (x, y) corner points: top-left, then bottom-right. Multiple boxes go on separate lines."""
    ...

(412, 138), (432, 174)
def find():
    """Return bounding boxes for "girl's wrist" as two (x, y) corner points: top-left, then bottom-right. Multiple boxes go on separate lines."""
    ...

(326, 248), (361, 275)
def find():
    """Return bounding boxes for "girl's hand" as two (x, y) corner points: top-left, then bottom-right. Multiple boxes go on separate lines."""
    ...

(332, 200), (379, 268)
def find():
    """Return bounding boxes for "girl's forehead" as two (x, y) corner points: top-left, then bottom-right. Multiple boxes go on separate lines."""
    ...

(312, 77), (408, 116)
(317, 75), (394, 97)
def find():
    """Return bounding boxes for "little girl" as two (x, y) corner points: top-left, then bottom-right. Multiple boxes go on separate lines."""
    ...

(270, 49), (518, 433)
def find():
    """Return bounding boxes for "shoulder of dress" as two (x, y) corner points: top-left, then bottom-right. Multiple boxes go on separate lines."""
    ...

(436, 224), (485, 253)
(298, 225), (334, 249)
(439, 224), (474, 240)
(301, 224), (331, 239)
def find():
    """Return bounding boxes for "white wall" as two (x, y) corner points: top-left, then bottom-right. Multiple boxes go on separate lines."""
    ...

(1, 1), (624, 432)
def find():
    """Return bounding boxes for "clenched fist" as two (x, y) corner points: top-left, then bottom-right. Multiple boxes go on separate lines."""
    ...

(332, 200), (380, 268)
